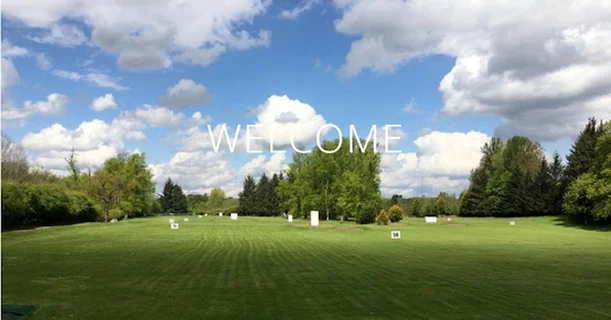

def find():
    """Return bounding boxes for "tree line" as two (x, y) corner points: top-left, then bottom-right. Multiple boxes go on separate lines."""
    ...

(238, 172), (284, 216)
(459, 118), (610, 224)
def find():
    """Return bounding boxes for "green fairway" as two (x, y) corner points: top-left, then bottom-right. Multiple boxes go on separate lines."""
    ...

(2, 216), (610, 319)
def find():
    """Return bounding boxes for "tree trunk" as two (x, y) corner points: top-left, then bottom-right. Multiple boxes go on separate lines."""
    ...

(340, 214), (344, 223)
(105, 203), (110, 222)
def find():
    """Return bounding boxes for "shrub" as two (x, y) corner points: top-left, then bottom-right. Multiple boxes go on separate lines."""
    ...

(388, 204), (404, 222)
(1, 180), (100, 230)
(375, 209), (390, 225)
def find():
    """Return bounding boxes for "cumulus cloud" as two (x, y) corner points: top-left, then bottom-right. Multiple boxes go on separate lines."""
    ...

(90, 93), (117, 111)
(52, 69), (128, 91)
(334, 0), (611, 141)
(118, 105), (185, 127)
(380, 130), (491, 197)
(248, 95), (327, 148)
(149, 151), (288, 197)
(160, 79), (212, 108)
(2, 0), (272, 70)
(1, 93), (69, 121)
(191, 112), (212, 126)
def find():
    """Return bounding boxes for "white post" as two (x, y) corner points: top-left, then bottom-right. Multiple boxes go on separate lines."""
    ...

(288, 215), (293, 223)
(310, 211), (319, 227)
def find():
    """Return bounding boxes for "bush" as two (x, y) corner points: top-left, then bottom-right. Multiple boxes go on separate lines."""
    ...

(375, 209), (390, 225)
(1, 180), (100, 230)
(388, 204), (404, 222)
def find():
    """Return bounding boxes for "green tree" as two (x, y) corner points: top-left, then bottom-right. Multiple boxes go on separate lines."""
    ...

(207, 188), (226, 211)
(238, 175), (257, 216)
(388, 204), (403, 222)
(255, 173), (274, 216)
(160, 178), (176, 213)
(549, 152), (565, 214)
(565, 118), (604, 186)
(125, 153), (154, 217)
(435, 193), (447, 216)
(375, 209), (390, 225)
(171, 184), (188, 213)
(411, 198), (423, 217)
(65, 148), (80, 186)
(90, 157), (131, 222)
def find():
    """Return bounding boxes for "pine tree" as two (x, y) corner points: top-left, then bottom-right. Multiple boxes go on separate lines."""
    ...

(549, 152), (565, 214)
(459, 168), (488, 216)
(160, 178), (175, 213)
(533, 159), (553, 215)
(255, 173), (272, 216)
(171, 184), (188, 213)
(565, 118), (603, 185)
(238, 175), (257, 216)
(270, 173), (281, 216)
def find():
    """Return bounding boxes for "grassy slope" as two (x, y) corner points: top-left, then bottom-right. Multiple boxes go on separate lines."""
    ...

(2, 216), (610, 319)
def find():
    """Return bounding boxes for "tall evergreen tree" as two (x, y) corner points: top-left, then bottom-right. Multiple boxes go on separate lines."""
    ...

(549, 152), (565, 214)
(270, 173), (281, 216)
(255, 173), (273, 216)
(160, 178), (175, 213)
(565, 118), (603, 185)
(171, 184), (188, 213)
(238, 175), (257, 216)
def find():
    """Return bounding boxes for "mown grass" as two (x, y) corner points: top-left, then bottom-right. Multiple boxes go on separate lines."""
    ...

(2, 216), (610, 319)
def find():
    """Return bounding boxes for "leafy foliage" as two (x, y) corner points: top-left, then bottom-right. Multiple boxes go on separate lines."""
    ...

(388, 204), (403, 222)
(375, 209), (390, 225)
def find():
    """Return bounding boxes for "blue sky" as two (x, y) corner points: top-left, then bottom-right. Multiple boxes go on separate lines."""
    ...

(2, 0), (609, 197)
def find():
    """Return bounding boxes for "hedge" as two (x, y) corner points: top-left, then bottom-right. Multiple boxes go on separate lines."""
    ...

(1, 180), (100, 230)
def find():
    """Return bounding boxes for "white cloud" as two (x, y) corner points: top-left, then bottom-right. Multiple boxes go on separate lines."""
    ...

(29, 22), (88, 47)
(1, 93), (69, 121)
(160, 79), (212, 108)
(191, 112), (212, 125)
(1, 58), (19, 89)
(35, 53), (52, 70)
(90, 93), (117, 111)
(2, 0), (272, 70)
(21, 116), (149, 172)
(2, 39), (29, 57)
(52, 69), (128, 90)
(334, 0), (611, 141)
(280, 0), (321, 20)
(118, 105), (185, 127)
(380, 130), (491, 197)
(149, 151), (287, 197)
(248, 95), (327, 148)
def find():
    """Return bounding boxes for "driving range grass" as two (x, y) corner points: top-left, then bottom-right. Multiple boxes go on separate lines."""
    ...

(2, 216), (611, 319)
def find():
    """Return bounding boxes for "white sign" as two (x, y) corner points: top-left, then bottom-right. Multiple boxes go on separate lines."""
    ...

(171, 223), (179, 230)
(219, 212), (223, 217)
(169, 218), (175, 224)
(510, 221), (516, 226)
(184, 218), (189, 222)
(425, 216), (437, 223)
(310, 211), (319, 227)
(231, 213), (238, 220)
(288, 215), (293, 223)
(391, 231), (401, 239)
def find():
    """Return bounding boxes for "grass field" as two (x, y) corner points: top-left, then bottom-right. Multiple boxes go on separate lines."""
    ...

(2, 216), (611, 319)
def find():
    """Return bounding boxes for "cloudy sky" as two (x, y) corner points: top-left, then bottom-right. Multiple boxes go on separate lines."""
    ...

(2, 0), (610, 197)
